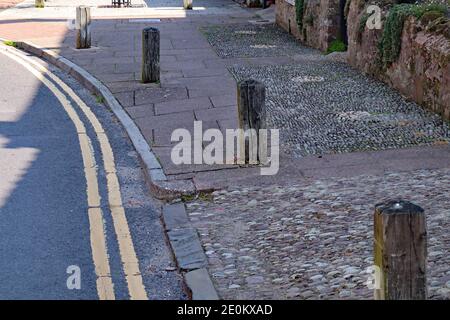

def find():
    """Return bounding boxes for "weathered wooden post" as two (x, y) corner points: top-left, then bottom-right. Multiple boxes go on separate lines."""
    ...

(35, 0), (45, 8)
(183, 0), (193, 10)
(141, 27), (160, 84)
(75, 6), (91, 49)
(237, 79), (267, 165)
(374, 200), (427, 300)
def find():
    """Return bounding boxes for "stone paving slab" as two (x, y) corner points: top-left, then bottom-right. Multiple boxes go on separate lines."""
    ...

(162, 203), (191, 231)
(167, 228), (208, 271)
(185, 268), (220, 300)
(189, 145), (450, 190)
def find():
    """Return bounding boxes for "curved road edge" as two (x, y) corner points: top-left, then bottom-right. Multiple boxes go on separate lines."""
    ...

(0, 46), (150, 299)
(0, 40), (219, 300)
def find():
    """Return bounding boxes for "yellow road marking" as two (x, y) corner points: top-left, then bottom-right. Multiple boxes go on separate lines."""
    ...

(44, 65), (148, 301)
(1, 47), (149, 300)
(0, 49), (116, 300)
(88, 208), (116, 300)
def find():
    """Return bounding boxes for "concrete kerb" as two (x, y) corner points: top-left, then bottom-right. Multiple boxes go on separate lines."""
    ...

(162, 203), (220, 300)
(7, 39), (197, 200)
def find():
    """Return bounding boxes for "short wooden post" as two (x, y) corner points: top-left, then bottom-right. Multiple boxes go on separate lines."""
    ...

(75, 6), (91, 49)
(237, 79), (267, 164)
(374, 200), (427, 300)
(35, 0), (44, 8)
(141, 27), (160, 84)
(183, 0), (193, 10)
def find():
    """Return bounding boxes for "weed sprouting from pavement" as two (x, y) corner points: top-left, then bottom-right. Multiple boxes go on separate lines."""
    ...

(95, 94), (105, 104)
(3, 40), (17, 47)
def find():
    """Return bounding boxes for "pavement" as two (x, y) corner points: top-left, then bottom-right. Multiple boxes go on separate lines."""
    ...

(1, 0), (448, 193)
(0, 0), (449, 300)
(0, 0), (256, 194)
(0, 47), (185, 299)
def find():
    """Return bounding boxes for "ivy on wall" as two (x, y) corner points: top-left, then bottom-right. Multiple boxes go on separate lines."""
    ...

(378, 3), (448, 68)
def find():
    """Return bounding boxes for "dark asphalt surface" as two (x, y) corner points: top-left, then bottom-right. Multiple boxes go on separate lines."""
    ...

(0, 51), (186, 299)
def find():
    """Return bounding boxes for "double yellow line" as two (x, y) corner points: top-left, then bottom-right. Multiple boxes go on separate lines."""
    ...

(0, 47), (148, 300)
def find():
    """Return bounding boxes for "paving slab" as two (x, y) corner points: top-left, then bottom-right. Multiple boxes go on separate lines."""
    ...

(162, 203), (191, 231)
(185, 268), (220, 300)
(167, 228), (208, 271)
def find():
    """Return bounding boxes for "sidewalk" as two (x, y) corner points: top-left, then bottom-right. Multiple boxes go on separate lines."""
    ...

(0, 0), (257, 191)
(1, 1), (448, 191)
(0, 0), (23, 10)
(1, 0), (449, 300)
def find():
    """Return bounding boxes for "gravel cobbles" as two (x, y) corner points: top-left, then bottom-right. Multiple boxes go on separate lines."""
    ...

(202, 23), (449, 158)
(185, 168), (450, 300)
(201, 24), (318, 58)
(229, 62), (450, 157)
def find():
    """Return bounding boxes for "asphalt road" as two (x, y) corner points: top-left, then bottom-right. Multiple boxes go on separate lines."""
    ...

(0, 49), (186, 299)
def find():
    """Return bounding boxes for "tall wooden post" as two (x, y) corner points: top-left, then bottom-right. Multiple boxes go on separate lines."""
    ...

(374, 200), (427, 300)
(183, 0), (193, 10)
(141, 27), (160, 84)
(35, 0), (44, 8)
(237, 79), (267, 164)
(76, 6), (91, 49)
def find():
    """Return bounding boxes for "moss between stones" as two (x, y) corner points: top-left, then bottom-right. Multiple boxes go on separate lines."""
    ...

(378, 3), (448, 68)
(295, 0), (306, 32)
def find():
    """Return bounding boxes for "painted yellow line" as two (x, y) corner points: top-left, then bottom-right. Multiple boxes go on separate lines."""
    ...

(2, 47), (149, 300)
(0, 49), (116, 300)
(54, 79), (149, 301)
(88, 207), (116, 300)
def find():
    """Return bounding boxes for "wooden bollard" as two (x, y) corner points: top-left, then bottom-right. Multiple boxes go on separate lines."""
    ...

(183, 0), (193, 10)
(237, 79), (267, 164)
(76, 6), (91, 49)
(374, 200), (427, 300)
(141, 27), (160, 84)
(35, 0), (44, 8)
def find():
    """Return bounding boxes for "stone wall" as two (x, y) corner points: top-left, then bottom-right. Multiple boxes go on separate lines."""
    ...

(276, 0), (342, 52)
(347, 0), (450, 120)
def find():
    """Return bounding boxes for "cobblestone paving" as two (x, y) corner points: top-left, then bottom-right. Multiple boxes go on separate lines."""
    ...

(201, 23), (449, 158)
(201, 23), (318, 58)
(185, 168), (450, 299)
(229, 63), (450, 157)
